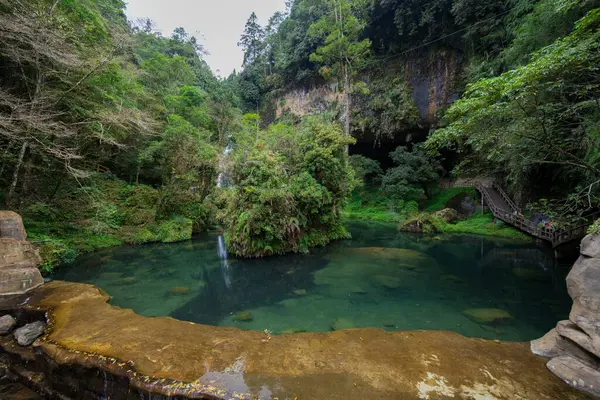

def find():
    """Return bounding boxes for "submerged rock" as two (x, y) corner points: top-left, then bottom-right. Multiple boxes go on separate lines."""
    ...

(462, 308), (513, 325)
(372, 275), (403, 289)
(330, 318), (355, 331)
(479, 324), (504, 336)
(512, 268), (547, 281)
(233, 311), (253, 322)
(292, 289), (307, 296)
(382, 321), (397, 328)
(441, 275), (464, 284)
(0, 315), (16, 335)
(14, 321), (46, 346)
(169, 286), (191, 295)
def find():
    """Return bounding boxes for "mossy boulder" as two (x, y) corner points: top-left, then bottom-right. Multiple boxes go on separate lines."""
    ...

(434, 208), (458, 223)
(462, 308), (513, 325)
(399, 214), (442, 234)
(233, 311), (253, 322)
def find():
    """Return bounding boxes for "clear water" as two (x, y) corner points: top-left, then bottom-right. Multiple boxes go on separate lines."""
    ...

(53, 221), (572, 341)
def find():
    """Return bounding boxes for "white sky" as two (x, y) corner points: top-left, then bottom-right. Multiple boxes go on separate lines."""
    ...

(125, 0), (286, 77)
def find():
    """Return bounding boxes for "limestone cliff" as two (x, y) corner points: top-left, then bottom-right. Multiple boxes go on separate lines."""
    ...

(275, 50), (461, 134)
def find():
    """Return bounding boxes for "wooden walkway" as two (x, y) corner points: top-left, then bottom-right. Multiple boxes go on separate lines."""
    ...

(441, 180), (600, 248)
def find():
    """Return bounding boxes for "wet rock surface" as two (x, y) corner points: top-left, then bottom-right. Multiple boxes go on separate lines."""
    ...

(0, 211), (43, 296)
(0, 281), (585, 399)
(532, 233), (600, 397)
(13, 322), (45, 346)
(0, 315), (16, 335)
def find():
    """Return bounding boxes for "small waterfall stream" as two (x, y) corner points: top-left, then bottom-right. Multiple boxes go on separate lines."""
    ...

(218, 235), (232, 288)
(216, 143), (233, 288)
(216, 145), (232, 189)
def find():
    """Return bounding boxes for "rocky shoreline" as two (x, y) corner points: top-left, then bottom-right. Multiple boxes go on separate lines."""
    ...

(0, 280), (588, 399)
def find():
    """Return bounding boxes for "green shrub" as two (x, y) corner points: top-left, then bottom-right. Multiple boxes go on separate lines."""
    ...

(223, 117), (355, 257)
(155, 217), (193, 243)
(37, 239), (78, 274)
(399, 213), (443, 234)
(589, 219), (600, 235)
(118, 226), (157, 244)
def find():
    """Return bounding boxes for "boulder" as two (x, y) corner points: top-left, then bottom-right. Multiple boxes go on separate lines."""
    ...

(581, 235), (600, 259)
(0, 211), (27, 240)
(0, 315), (16, 335)
(0, 211), (44, 296)
(434, 208), (458, 223)
(532, 233), (600, 396)
(14, 321), (46, 346)
(547, 356), (600, 398)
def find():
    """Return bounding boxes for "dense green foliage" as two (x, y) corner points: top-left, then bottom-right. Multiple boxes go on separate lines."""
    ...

(0, 0), (239, 270)
(382, 145), (443, 200)
(427, 1), (600, 219)
(3, 0), (597, 272)
(222, 117), (355, 257)
(231, 0), (600, 227)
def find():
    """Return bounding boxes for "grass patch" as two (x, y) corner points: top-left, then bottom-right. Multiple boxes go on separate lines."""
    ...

(423, 187), (477, 212)
(439, 212), (532, 240)
(344, 187), (417, 223)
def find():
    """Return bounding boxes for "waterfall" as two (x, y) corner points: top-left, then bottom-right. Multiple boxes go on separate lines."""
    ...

(217, 235), (232, 288)
(216, 145), (232, 188)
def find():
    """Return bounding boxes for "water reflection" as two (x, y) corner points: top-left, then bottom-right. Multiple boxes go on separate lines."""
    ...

(54, 221), (572, 341)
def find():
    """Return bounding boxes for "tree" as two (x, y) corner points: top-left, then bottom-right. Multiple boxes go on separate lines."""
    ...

(426, 7), (600, 217)
(222, 117), (355, 257)
(238, 12), (266, 67)
(308, 0), (371, 148)
(0, 0), (153, 207)
(382, 145), (442, 200)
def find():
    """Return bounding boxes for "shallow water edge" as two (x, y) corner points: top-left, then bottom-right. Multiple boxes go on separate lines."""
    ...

(0, 281), (588, 399)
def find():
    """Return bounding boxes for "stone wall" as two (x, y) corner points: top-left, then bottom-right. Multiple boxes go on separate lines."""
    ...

(0, 211), (43, 295)
(531, 233), (600, 397)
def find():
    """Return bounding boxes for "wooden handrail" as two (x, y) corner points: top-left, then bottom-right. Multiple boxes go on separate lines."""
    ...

(474, 182), (597, 248)
(439, 179), (598, 247)
(492, 183), (520, 213)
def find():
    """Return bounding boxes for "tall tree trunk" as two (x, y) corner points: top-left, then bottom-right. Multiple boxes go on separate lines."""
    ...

(343, 62), (351, 155)
(0, 140), (14, 177)
(7, 142), (27, 208)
